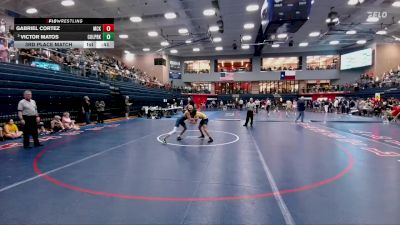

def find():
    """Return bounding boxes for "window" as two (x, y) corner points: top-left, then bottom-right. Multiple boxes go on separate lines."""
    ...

(259, 81), (299, 94)
(184, 60), (210, 73)
(189, 83), (212, 93)
(216, 59), (252, 72)
(306, 55), (339, 70)
(169, 60), (181, 71)
(261, 57), (301, 71)
(214, 82), (252, 94)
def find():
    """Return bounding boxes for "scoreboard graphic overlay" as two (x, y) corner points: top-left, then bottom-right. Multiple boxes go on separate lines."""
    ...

(14, 18), (114, 49)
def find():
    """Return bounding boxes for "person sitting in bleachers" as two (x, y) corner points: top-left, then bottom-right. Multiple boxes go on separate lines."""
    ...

(62, 112), (79, 130)
(3, 119), (23, 139)
(51, 115), (65, 133)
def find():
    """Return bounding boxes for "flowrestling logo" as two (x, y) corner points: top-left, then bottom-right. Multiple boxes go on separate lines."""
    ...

(299, 124), (400, 158)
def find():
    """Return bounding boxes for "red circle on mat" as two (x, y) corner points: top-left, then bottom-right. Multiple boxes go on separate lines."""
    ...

(33, 141), (354, 202)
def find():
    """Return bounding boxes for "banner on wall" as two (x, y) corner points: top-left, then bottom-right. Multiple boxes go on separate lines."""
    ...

(220, 72), (235, 81)
(31, 61), (61, 71)
(169, 71), (182, 79)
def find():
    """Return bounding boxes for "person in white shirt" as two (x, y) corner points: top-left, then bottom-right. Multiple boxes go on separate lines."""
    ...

(239, 99), (244, 111)
(17, 90), (42, 149)
(286, 99), (292, 117)
(266, 99), (271, 116)
(334, 99), (339, 113)
(243, 98), (256, 127)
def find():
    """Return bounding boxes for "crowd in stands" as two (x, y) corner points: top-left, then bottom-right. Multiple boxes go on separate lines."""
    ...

(0, 25), (172, 90)
(207, 97), (400, 122)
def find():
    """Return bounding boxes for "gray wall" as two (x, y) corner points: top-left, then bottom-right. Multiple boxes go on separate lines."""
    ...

(169, 46), (379, 84)
(179, 50), (340, 82)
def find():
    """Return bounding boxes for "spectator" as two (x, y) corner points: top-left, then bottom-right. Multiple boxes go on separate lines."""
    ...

(295, 97), (306, 123)
(95, 101), (106, 124)
(0, 127), (3, 141)
(38, 122), (50, 136)
(18, 90), (42, 148)
(51, 115), (65, 132)
(239, 99), (244, 110)
(125, 96), (132, 120)
(82, 96), (91, 124)
(62, 112), (79, 129)
(3, 119), (23, 139)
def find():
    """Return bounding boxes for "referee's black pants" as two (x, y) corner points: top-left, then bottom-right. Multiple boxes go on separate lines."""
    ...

(244, 110), (254, 126)
(23, 115), (40, 147)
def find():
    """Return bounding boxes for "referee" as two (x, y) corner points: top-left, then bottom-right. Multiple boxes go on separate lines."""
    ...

(18, 90), (42, 149)
(243, 98), (256, 127)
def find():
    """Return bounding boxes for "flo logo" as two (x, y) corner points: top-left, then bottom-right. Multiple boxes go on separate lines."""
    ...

(0, 143), (23, 151)
(59, 131), (83, 136)
(85, 127), (105, 131)
(104, 124), (120, 128)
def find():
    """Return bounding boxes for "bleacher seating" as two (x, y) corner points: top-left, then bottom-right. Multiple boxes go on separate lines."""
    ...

(0, 63), (182, 124)
(0, 63), (111, 124)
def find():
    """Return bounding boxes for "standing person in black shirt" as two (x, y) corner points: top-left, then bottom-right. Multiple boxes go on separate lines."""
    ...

(243, 98), (256, 127)
(295, 97), (306, 123)
(82, 96), (91, 124)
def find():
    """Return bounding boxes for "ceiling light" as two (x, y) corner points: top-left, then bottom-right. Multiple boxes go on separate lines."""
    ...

(185, 39), (192, 44)
(271, 44), (280, 48)
(130, 16), (142, 22)
(161, 41), (169, 46)
(61, 0), (75, 6)
(277, 33), (288, 39)
(347, 0), (358, 5)
(215, 46), (223, 51)
(213, 37), (222, 43)
(242, 35), (252, 41)
(164, 12), (177, 19)
(193, 48), (200, 52)
(311, 0), (315, 4)
(170, 49), (178, 54)
(346, 30), (357, 35)
(203, 9), (216, 16)
(392, 1), (400, 7)
(241, 44), (250, 49)
(299, 42), (309, 47)
(142, 48), (150, 52)
(178, 28), (189, 35)
(366, 17), (379, 23)
(309, 31), (320, 37)
(376, 30), (387, 35)
(356, 40), (367, 44)
(124, 50), (132, 54)
(246, 4), (259, 12)
(244, 23), (255, 29)
(148, 31), (158, 37)
(329, 40), (340, 45)
(209, 25), (219, 32)
(26, 8), (38, 14)
(119, 34), (129, 39)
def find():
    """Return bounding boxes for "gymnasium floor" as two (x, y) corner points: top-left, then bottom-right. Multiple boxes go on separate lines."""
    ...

(0, 110), (399, 225)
